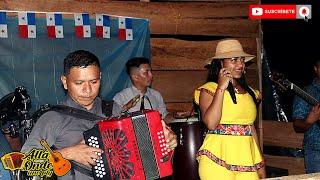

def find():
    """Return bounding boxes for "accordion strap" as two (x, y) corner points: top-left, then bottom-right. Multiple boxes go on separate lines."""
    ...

(33, 103), (109, 121)
(71, 161), (93, 177)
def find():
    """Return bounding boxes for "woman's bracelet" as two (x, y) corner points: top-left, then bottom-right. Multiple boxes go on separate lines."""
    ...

(216, 87), (226, 93)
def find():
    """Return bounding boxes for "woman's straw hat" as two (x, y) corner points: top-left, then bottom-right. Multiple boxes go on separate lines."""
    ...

(206, 39), (255, 64)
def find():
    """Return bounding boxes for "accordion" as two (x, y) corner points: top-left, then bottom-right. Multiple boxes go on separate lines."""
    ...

(1, 152), (25, 171)
(83, 110), (173, 180)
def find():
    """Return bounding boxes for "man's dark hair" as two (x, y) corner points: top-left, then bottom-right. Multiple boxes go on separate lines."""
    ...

(125, 57), (150, 75)
(63, 50), (100, 75)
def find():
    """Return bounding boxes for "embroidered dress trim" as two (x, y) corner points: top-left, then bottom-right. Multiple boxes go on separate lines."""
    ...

(197, 149), (265, 172)
(207, 124), (252, 136)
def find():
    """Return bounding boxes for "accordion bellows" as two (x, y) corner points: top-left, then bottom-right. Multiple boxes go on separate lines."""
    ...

(84, 110), (173, 180)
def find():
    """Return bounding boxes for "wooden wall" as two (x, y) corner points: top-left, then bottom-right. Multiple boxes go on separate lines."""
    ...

(263, 121), (305, 175)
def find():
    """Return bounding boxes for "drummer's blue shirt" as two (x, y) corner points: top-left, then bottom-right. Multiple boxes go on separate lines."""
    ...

(292, 78), (320, 173)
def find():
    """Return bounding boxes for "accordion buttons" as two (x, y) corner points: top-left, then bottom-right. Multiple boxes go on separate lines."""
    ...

(86, 136), (106, 178)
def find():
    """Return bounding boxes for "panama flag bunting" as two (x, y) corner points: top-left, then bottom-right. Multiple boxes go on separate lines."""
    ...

(74, 13), (91, 38)
(0, 12), (8, 38)
(118, 17), (133, 41)
(46, 13), (64, 38)
(18, 12), (36, 38)
(96, 14), (110, 38)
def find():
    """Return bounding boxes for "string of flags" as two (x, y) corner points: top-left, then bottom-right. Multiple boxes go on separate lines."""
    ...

(0, 11), (133, 40)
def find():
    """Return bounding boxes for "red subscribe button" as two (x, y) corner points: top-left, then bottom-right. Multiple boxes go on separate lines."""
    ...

(249, 5), (311, 20)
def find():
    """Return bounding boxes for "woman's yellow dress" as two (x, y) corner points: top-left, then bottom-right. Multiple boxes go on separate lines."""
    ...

(194, 82), (264, 180)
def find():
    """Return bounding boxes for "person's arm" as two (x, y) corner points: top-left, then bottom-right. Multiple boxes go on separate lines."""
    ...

(161, 120), (177, 152)
(21, 111), (60, 153)
(199, 88), (224, 130)
(200, 68), (231, 130)
(251, 125), (266, 179)
(293, 103), (320, 133)
(156, 93), (169, 122)
(21, 112), (102, 168)
(58, 140), (103, 168)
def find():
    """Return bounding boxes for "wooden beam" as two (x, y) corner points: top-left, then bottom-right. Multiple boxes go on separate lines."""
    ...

(166, 102), (194, 112)
(152, 69), (258, 103)
(263, 121), (304, 149)
(264, 154), (305, 175)
(151, 38), (257, 70)
(0, 1), (258, 37)
(152, 70), (207, 102)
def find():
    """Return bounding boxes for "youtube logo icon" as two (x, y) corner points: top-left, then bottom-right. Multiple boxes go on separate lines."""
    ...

(252, 8), (263, 16)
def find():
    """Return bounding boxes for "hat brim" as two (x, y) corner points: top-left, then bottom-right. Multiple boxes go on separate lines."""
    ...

(205, 51), (255, 64)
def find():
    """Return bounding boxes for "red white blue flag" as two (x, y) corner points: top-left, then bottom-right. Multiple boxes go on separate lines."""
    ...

(46, 13), (63, 38)
(118, 17), (133, 41)
(18, 12), (36, 38)
(0, 12), (8, 38)
(96, 14), (110, 38)
(74, 13), (91, 38)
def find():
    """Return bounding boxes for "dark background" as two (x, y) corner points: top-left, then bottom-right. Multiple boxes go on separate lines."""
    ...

(262, 0), (319, 121)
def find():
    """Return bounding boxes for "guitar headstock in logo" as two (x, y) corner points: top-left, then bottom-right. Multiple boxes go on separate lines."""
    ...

(296, 5), (311, 20)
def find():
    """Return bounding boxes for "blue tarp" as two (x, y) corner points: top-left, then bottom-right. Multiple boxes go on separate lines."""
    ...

(0, 17), (150, 111)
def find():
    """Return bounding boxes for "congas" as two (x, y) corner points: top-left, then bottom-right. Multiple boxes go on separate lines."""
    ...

(0, 132), (12, 179)
(169, 118), (205, 180)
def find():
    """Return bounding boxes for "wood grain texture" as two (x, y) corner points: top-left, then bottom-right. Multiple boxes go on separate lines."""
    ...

(0, 1), (258, 36)
(152, 70), (207, 102)
(264, 154), (305, 175)
(152, 69), (258, 103)
(166, 102), (194, 112)
(263, 121), (303, 149)
(151, 38), (258, 70)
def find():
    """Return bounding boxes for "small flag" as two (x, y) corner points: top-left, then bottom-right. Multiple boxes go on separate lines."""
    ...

(118, 17), (133, 41)
(46, 13), (64, 38)
(96, 14), (110, 38)
(18, 12), (36, 38)
(0, 12), (8, 38)
(74, 13), (91, 38)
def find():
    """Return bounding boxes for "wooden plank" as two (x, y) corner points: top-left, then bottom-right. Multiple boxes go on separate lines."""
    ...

(152, 69), (258, 103)
(256, 37), (263, 149)
(263, 121), (304, 149)
(267, 173), (320, 180)
(152, 70), (207, 102)
(264, 154), (305, 175)
(166, 102), (194, 112)
(151, 38), (258, 70)
(0, 1), (258, 37)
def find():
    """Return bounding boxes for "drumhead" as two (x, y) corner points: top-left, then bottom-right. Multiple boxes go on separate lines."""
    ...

(169, 117), (199, 124)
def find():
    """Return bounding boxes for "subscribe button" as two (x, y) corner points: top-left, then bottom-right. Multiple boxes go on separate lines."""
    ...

(249, 5), (311, 20)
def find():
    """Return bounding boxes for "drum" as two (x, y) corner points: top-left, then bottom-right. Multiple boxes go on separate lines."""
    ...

(169, 118), (205, 180)
(0, 132), (12, 179)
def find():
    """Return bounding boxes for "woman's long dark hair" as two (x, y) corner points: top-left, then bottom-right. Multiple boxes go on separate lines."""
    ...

(206, 59), (258, 104)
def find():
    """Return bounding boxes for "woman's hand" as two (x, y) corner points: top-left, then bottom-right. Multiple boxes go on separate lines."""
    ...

(217, 68), (233, 90)
(258, 166), (266, 179)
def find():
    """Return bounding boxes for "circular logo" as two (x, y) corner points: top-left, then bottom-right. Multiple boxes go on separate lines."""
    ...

(299, 6), (310, 17)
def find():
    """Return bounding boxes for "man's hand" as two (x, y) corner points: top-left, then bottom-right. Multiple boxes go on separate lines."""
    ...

(306, 103), (320, 124)
(161, 120), (177, 152)
(59, 140), (103, 168)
